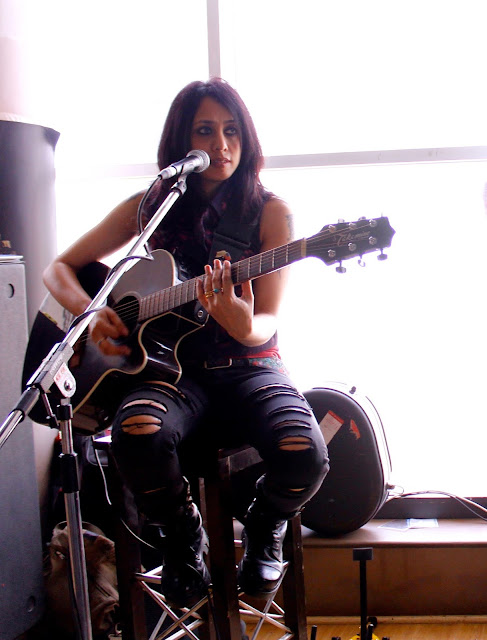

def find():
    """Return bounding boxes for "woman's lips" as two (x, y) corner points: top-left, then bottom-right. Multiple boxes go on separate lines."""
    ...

(211, 157), (230, 166)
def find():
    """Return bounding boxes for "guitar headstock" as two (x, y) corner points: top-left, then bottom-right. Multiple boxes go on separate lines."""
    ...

(307, 217), (395, 268)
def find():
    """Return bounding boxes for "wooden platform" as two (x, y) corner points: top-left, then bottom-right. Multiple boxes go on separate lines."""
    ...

(302, 518), (487, 548)
(296, 519), (487, 617)
(233, 519), (487, 618)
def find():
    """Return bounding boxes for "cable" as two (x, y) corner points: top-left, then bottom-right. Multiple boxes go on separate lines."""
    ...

(386, 487), (487, 521)
(68, 305), (106, 330)
(91, 437), (158, 550)
(136, 174), (162, 234)
(67, 176), (161, 335)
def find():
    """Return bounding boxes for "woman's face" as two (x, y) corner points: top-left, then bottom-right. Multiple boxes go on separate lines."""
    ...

(190, 96), (242, 198)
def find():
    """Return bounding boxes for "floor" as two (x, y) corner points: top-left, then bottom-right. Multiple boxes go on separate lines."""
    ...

(247, 619), (487, 640)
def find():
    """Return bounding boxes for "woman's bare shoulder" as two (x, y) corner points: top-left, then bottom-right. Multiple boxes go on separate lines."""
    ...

(260, 196), (294, 247)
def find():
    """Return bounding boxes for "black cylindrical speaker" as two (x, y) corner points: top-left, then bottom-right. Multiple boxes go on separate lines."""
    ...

(0, 119), (59, 328)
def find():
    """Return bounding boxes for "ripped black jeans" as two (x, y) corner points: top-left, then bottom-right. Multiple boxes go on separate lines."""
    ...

(110, 366), (329, 523)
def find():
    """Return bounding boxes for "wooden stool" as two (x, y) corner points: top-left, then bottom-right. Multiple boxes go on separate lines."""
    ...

(93, 438), (308, 640)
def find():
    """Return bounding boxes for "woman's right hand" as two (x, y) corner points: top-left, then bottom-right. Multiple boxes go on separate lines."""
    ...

(42, 193), (143, 358)
(89, 306), (131, 356)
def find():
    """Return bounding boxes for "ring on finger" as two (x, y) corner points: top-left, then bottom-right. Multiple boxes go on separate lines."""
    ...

(204, 290), (214, 298)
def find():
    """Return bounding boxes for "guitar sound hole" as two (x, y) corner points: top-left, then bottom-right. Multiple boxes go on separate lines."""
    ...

(113, 295), (139, 336)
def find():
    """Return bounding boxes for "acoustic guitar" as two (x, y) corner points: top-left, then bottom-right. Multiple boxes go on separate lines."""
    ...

(22, 217), (395, 434)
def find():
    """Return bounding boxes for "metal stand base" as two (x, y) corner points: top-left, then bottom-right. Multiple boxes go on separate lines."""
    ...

(327, 547), (390, 640)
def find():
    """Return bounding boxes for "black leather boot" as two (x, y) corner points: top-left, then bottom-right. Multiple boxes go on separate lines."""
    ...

(156, 482), (211, 608)
(237, 483), (290, 599)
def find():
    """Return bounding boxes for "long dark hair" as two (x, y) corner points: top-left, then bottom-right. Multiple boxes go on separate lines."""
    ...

(147, 78), (269, 224)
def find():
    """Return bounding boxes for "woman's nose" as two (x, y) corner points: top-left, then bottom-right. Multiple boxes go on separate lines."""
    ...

(213, 129), (228, 151)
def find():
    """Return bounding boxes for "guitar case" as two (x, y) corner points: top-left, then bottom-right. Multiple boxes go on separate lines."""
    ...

(301, 382), (392, 536)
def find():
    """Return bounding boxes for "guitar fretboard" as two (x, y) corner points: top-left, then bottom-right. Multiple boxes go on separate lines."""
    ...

(138, 238), (304, 322)
(135, 216), (394, 324)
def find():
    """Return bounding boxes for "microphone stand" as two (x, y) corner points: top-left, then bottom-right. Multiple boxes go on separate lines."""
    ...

(0, 175), (189, 640)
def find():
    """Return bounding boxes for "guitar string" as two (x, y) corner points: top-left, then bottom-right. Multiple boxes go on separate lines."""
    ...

(107, 220), (386, 326)
(72, 242), (303, 345)
(70, 221), (387, 347)
(97, 227), (345, 324)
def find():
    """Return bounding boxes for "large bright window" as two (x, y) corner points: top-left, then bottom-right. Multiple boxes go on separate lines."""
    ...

(219, 0), (487, 498)
(26, 0), (487, 500)
(219, 0), (487, 154)
(18, 0), (209, 169)
(262, 161), (487, 496)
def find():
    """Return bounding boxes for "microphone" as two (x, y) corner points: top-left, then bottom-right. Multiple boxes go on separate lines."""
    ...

(158, 149), (210, 180)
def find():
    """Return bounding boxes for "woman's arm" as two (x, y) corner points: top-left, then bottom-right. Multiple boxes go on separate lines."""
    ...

(196, 197), (294, 347)
(43, 192), (143, 353)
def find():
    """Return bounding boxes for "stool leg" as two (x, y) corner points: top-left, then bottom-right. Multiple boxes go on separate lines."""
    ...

(204, 457), (243, 640)
(107, 456), (147, 640)
(282, 514), (308, 640)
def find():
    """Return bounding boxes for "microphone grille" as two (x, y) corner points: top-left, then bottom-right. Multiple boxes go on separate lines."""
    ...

(186, 149), (210, 172)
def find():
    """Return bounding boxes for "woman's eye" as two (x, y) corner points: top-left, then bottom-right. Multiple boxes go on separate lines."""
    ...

(225, 127), (238, 136)
(195, 126), (212, 135)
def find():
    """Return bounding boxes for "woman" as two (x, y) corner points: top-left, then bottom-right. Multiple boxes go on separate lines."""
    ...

(43, 78), (329, 608)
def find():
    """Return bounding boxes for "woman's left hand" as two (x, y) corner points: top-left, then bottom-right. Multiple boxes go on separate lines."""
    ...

(196, 259), (254, 343)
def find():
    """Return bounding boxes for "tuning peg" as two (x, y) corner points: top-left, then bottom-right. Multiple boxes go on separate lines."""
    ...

(377, 250), (388, 261)
(336, 262), (347, 274)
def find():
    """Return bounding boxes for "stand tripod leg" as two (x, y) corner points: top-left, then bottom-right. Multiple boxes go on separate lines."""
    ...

(353, 547), (372, 639)
(330, 548), (390, 640)
(58, 399), (93, 640)
(349, 547), (385, 640)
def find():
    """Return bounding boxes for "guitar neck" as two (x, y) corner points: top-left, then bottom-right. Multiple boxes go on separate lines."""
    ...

(136, 216), (394, 323)
(231, 238), (304, 284)
(138, 238), (304, 322)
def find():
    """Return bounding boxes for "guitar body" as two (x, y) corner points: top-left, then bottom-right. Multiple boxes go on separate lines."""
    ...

(22, 250), (207, 434)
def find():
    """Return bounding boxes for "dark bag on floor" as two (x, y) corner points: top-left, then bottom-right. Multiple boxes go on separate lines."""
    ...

(45, 522), (119, 637)
(302, 382), (392, 536)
